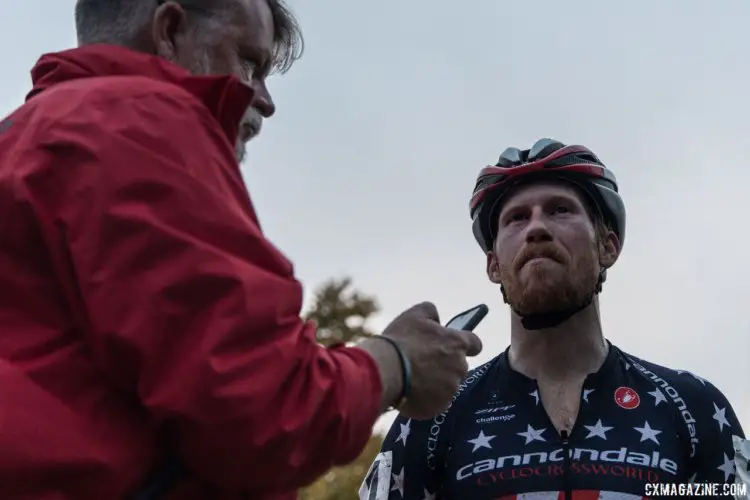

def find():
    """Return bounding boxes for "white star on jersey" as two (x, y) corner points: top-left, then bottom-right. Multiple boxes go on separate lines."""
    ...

(718, 452), (735, 482)
(648, 388), (667, 406)
(396, 419), (411, 445)
(518, 424), (546, 444)
(582, 389), (594, 403)
(467, 430), (495, 452)
(634, 421), (662, 444)
(530, 389), (540, 405)
(584, 419), (613, 440)
(712, 403), (730, 432)
(422, 488), (436, 500)
(391, 467), (405, 497)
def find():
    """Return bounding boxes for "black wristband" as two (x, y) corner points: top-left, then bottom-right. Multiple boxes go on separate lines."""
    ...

(374, 336), (412, 410)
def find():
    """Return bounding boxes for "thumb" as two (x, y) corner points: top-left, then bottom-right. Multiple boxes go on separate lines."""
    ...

(411, 301), (440, 322)
(462, 331), (483, 357)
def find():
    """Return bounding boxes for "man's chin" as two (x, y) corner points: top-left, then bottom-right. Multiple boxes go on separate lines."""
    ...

(518, 260), (562, 280)
(235, 142), (248, 163)
(517, 273), (560, 294)
(510, 281), (573, 316)
(513, 300), (568, 318)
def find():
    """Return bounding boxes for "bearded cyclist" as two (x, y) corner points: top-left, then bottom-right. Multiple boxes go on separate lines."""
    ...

(360, 138), (745, 499)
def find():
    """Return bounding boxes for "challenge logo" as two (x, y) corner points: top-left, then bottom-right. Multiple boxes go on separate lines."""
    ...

(456, 446), (679, 481)
(476, 414), (516, 425)
(475, 404), (517, 424)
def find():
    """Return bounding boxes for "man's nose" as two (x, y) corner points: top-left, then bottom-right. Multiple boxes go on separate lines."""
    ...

(250, 79), (275, 117)
(524, 209), (553, 243)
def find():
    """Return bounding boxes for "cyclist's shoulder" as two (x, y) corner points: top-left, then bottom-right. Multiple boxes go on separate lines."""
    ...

(616, 346), (727, 403)
(464, 355), (501, 384)
(453, 354), (504, 404)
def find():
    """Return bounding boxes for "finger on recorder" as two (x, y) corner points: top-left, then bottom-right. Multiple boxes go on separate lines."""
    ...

(458, 358), (469, 374)
(463, 332), (483, 357)
(414, 301), (440, 322)
(443, 329), (481, 355)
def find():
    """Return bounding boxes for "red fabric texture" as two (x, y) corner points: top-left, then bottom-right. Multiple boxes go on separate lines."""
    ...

(0, 44), (381, 499)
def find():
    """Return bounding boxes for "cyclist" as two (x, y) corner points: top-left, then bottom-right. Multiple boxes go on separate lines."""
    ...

(360, 138), (746, 499)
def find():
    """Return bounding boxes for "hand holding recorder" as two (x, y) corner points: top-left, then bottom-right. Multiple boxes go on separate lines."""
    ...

(360, 302), (486, 420)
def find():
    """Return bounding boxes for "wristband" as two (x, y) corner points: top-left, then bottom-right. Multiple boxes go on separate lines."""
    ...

(374, 336), (412, 410)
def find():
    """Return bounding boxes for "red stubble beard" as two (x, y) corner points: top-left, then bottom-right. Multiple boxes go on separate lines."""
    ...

(498, 242), (600, 317)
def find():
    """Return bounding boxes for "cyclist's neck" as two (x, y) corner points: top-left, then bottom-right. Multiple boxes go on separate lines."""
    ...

(508, 300), (608, 382)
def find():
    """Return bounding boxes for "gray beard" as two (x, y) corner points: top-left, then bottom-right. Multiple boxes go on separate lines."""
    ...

(235, 140), (247, 163)
(190, 51), (249, 163)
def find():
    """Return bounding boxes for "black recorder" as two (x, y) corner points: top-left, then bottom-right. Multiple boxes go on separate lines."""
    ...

(445, 303), (489, 331)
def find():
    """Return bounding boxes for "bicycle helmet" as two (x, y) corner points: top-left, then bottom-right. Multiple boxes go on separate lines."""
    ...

(469, 138), (626, 329)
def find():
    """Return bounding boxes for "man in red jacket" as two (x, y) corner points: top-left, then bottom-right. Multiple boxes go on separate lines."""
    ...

(0, 0), (482, 498)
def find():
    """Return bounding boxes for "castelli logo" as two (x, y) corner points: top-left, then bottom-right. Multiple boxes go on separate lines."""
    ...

(614, 386), (640, 409)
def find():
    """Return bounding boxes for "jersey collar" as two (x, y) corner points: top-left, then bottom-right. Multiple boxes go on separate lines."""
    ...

(498, 339), (622, 387)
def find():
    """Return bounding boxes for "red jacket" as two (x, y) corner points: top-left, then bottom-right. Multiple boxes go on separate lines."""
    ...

(0, 44), (382, 500)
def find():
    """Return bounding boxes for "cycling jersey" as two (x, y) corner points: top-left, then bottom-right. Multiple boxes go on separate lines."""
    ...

(361, 342), (745, 499)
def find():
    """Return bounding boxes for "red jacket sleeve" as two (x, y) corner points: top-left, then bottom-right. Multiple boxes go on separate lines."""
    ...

(26, 81), (382, 491)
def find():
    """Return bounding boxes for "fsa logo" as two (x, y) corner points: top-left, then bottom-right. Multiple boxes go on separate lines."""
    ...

(475, 404), (515, 415)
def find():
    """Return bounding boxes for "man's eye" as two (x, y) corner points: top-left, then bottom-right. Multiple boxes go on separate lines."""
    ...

(240, 59), (258, 78)
(509, 213), (527, 222)
(553, 205), (569, 214)
(241, 56), (271, 80)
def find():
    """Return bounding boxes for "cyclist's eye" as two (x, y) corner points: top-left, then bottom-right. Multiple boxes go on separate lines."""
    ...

(553, 205), (569, 214)
(508, 212), (527, 223)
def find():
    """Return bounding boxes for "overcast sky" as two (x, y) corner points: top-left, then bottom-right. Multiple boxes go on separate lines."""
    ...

(1, 0), (748, 434)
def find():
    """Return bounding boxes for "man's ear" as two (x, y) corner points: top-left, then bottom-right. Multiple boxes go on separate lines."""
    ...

(487, 251), (503, 284)
(598, 229), (621, 270)
(152, 1), (189, 62)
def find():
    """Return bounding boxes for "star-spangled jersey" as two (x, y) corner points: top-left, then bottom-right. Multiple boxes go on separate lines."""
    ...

(360, 342), (745, 500)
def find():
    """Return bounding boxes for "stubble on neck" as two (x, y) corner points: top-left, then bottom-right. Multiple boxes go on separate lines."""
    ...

(507, 300), (608, 382)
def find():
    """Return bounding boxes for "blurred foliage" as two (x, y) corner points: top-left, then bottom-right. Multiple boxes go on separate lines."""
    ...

(303, 277), (379, 346)
(298, 434), (385, 500)
(298, 277), (384, 499)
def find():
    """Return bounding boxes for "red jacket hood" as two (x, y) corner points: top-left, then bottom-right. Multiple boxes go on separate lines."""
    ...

(27, 44), (253, 143)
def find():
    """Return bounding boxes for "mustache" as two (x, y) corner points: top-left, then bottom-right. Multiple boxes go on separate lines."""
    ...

(513, 243), (567, 271)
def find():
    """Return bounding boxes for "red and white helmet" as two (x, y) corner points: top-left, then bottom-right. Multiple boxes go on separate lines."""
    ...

(469, 138), (626, 253)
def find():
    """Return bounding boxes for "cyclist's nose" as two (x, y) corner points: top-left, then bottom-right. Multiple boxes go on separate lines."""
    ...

(524, 208), (553, 244)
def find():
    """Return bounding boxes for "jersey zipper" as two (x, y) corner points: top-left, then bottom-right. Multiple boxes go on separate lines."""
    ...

(560, 430), (572, 500)
(533, 379), (585, 500)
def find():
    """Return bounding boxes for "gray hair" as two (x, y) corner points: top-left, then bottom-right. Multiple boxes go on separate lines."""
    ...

(74, 0), (303, 74)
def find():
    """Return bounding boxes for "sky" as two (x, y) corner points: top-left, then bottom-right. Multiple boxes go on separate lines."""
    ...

(1, 0), (748, 437)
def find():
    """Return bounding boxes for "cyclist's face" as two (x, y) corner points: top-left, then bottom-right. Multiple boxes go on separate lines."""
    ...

(486, 181), (619, 317)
